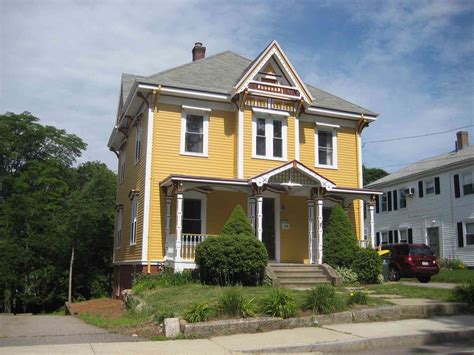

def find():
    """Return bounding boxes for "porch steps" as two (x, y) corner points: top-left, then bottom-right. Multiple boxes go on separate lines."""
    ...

(267, 263), (337, 290)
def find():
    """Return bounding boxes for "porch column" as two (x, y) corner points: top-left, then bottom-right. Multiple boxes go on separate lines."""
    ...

(247, 196), (256, 233)
(165, 196), (172, 240)
(175, 192), (183, 261)
(316, 198), (324, 264)
(368, 202), (375, 248)
(256, 195), (263, 241)
(307, 199), (315, 264)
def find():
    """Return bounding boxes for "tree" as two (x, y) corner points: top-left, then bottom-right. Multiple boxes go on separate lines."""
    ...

(363, 165), (388, 186)
(323, 204), (359, 268)
(221, 204), (254, 236)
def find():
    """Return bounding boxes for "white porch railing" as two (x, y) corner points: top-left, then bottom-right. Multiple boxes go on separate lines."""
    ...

(166, 234), (214, 262)
(358, 240), (371, 249)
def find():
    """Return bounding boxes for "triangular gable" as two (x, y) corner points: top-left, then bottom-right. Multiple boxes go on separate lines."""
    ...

(234, 40), (314, 104)
(249, 160), (335, 190)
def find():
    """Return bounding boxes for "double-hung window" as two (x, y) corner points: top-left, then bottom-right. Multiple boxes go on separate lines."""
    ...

(462, 172), (474, 196)
(253, 116), (287, 160)
(135, 124), (142, 163)
(425, 179), (435, 195)
(381, 231), (389, 244)
(181, 109), (209, 156)
(381, 192), (388, 212)
(316, 128), (337, 168)
(117, 208), (123, 248)
(130, 196), (138, 245)
(183, 198), (202, 234)
(119, 152), (125, 183)
(399, 188), (407, 209)
(465, 222), (474, 246)
(399, 229), (408, 243)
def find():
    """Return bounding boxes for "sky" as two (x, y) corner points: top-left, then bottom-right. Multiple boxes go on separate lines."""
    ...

(1, 0), (473, 173)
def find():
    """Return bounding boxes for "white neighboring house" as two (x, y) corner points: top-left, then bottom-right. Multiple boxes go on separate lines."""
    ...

(365, 131), (474, 266)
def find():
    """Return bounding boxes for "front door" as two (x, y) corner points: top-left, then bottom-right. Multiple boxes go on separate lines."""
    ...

(426, 227), (440, 257)
(262, 198), (275, 260)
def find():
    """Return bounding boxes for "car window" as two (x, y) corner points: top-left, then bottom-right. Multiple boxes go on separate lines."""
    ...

(409, 245), (433, 256)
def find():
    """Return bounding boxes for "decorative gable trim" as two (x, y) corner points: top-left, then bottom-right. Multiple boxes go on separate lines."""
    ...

(234, 40), (314, 104)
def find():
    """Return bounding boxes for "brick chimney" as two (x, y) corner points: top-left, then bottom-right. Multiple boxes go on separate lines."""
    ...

(192, 42), (206, 61)
(456, 131), (469, 151)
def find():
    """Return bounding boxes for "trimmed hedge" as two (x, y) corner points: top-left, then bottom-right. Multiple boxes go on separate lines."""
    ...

(352, 248), (382, 284)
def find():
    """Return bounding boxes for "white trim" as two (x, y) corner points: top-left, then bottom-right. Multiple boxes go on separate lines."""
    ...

(315, 126), (338, 169)
(180, 110), (209, 157)
(462, 219), (474, 247)
(252, 107), (290, 117)
(237, 109), (244, 179)
(134, 123), (142, 164)
(141, 107), (154, 262)
(138, 84), (230, 101)
(256, 195), (263, 242)
(248, 88), (302, 101)
(294, 118), (300, 161)
(331, 188), (382, 195)
(182, 105), (212, 113)
(307, 107), (377, 120)
(252, 114), (288, 161)
(316, 122), (340, 129)
(461, 170), (474, 197)
(357, 133), (364, 240)
(183, 190), (208, 235)
(130, 195), (138, 246)
(161, 176), (248, 187)
(116, 208), (123, 249)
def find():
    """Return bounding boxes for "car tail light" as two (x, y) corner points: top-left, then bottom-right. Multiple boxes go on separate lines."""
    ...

(405, 256), (414, 265)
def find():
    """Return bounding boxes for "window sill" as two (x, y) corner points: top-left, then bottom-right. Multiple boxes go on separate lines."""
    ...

(130, 243), (137, 247)
(252, 155), (288, 162)
(315, 164), (338, 170)
(180, 151), (208, 158)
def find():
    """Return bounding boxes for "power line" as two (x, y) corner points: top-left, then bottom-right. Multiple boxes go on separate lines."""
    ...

(362, 125), (474, 148)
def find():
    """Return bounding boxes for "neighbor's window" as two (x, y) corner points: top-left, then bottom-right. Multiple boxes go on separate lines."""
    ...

(462, 172), (474, 196)
(317, 129), (336, 167)
(185, 114), (204, 154)
(425, 179), (435, 195)
(183, 198), (202, 234)
(117, 209), (123, 248)
(254, 117), (286, 159)
(399, 229), (408, 243)
(399, 189), (407, 209)
(381, 231), (389, 244)
(135, 123), (142, 163)
(130, 196), (138, 245)
(381, 192), (388, 212)
(466, 222), (474, 246)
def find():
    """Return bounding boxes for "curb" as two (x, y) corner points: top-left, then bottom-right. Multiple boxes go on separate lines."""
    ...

(243, 328), (474, 353)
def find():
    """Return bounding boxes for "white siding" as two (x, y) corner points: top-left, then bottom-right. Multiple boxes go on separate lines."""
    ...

(366, 163), (474, 266)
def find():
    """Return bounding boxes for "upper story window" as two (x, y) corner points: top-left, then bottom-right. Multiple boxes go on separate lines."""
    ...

(381, 192), (388, 212)
(399, 188), (407, 209)
(462, 171), (473, 195)
(253, 115), (287, 160)
(425, 179), (435, 195)
(130, 195), (138, 245)
(316, 128), (337, 168)
(180, 109), (209, 157)
(119, 152), (125, 183)
(135, 123), (142, 163)
(116, 208), (123, 248)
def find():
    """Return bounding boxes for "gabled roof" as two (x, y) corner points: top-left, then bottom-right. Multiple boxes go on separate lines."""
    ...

(123, 50), (377, 116)
(367, 145), (474, 187)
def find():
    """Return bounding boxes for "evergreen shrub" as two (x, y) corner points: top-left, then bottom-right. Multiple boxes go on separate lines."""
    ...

(352, 248), (382, 284)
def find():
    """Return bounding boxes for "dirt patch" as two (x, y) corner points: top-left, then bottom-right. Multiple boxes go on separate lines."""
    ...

(69, 299), (125, 320)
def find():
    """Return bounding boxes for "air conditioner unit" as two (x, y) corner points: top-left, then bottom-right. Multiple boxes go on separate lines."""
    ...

(404, 187), (415, 196)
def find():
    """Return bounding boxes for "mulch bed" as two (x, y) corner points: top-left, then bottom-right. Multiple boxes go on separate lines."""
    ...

(68, 298), (125, 320)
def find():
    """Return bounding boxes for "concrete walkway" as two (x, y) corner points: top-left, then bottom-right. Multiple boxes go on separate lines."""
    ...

(399, 281), (458, 289)
(2, 315), (473, 354)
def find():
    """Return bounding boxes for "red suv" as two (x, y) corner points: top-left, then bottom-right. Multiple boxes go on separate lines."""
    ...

(382, 244), (440, 283)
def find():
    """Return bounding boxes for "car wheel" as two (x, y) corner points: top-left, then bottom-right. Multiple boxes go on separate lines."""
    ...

(388, 267), (400, 281)
(417, 276), (431, 283)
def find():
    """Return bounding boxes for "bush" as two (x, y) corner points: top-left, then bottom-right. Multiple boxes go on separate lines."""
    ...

(260, 288), (297, 319)
(347, 291), (368, 305)
(221, 204), (254, 236)
(184, 301), (214, 323)
(440, 257), (466, 270)
(218, 287), (255, 318)
(196, 205), (268, 285)
(132, 268), (194, 294)
(334, 266), (359, 284)
(352, 248), (382, 284)
(303, 284), (346, 314)
(323, 205), (359, 268)
(153, 311), (175, 324)
(453, 283), (474, 306)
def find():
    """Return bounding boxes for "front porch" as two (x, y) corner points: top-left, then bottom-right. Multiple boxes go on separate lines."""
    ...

(161, 160), (381, 271)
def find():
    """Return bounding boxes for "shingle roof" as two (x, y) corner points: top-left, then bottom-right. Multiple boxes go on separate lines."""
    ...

(367, 145), (474, 187)
(121, 51), (377, 116)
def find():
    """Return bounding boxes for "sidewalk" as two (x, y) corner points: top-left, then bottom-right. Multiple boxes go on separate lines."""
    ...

(3, 315), (474, 354)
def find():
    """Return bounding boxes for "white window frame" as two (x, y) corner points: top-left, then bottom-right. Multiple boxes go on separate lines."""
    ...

(116, 208), (123, 249)
(183, 190), (207, 235)
(381, 230), (389, 245)
(315, 126), (338, 169)
(134, 123), (142, 164)
(119, 152), (125, 184)
(398, 227), (409, 244)
(130, 195), (138, 246)
(381, 192), (388, 212)
(398, 188), (407, 209)
(425, 178), (435, 196)
(180, 107), (210, 157)
(461, 170), (474, 196)
(252, 114), (288, 161)
(463, 219), (474, 247)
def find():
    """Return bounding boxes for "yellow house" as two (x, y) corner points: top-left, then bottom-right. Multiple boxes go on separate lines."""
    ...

(108, 41), (381, 295)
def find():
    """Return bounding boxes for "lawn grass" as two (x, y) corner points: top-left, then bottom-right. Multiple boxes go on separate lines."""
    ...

(367, 283), (454, 301)
(79, 312), (150, 330)
(432, 269), (474, 284)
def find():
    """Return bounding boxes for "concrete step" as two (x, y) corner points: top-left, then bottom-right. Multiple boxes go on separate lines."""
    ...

(276, 275), (329, 283)
(270, 267), (325, 273)
(273, 270), (325, 276)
